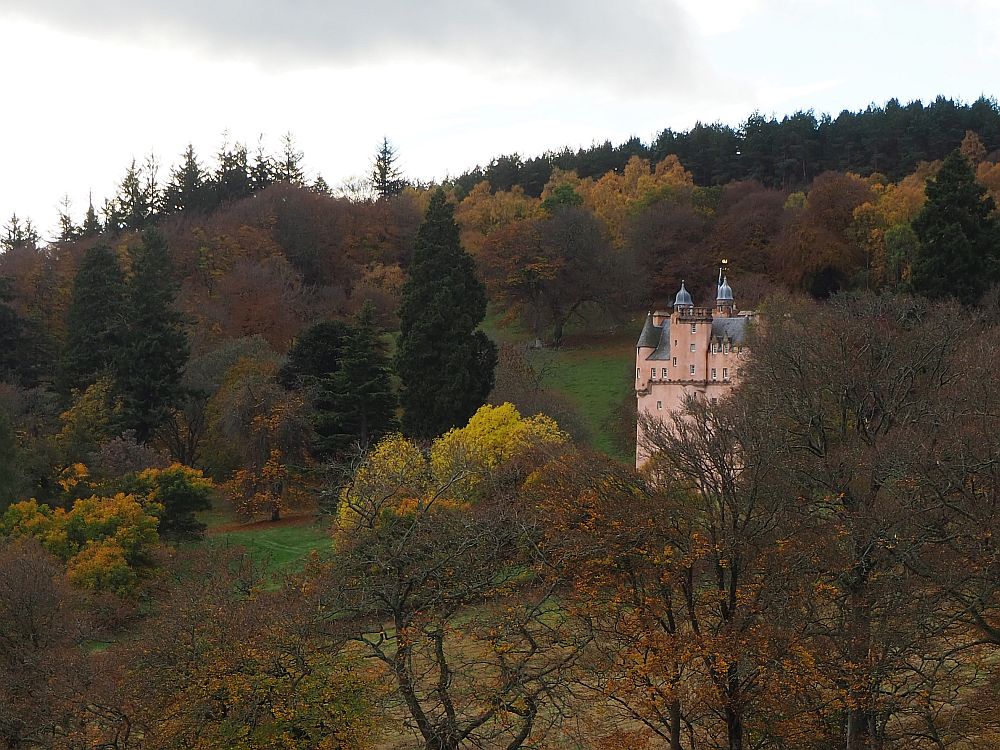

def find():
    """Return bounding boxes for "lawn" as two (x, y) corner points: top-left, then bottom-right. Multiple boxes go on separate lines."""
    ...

(200, 505), (331, 573)
(487, 309), (637, 462)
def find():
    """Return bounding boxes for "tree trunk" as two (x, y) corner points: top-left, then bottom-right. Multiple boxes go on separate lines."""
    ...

(726, 705), (744, 750)
(669, 698), (683, 750)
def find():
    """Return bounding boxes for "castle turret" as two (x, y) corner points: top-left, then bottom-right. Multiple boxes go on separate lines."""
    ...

(716, 275), (735, 317)
(673, 280), (693, 310)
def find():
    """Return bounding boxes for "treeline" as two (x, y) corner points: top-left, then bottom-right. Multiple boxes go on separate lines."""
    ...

(453, 95), (1000, 196)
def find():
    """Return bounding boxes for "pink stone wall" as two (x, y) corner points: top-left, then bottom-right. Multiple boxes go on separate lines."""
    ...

(635, 306), (751, 467)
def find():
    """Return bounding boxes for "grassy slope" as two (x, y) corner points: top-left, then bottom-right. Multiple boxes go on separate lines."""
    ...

(200, 506), (331, 572)
(486, 310), (638, 462)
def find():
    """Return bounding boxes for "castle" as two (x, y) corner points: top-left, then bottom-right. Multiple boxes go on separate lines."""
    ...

(635, 272), (754, 467)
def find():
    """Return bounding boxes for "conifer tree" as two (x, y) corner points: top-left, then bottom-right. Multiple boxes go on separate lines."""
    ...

(80, 195), (102, 238)
(324, 302), (398, 454)
(276, 132), (305, 184)
(58, 245), (126, 395)
(910, 150), (1000, 304)
(371, 137), (405, 199)
(0, 278), (26, 383)
(279, 306), (397, 458)
(215, 139), (252, 204)
(161, 144), (215, 214)
(116, 229), (189, 441)
(396, 189), (497, 438)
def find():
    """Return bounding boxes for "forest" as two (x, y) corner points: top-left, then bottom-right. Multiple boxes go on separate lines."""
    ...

(2, 96), (1000, 750)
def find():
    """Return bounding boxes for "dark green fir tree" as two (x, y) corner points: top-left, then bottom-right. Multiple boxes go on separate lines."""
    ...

(0, 278), (25, 384)
(161, 144), (216, 214)
(58, 245), (126, 395)
(911, 150), (1000, 304)
(116, 229), (190, 441)
(324, 301), (398, 454)
(280, 306), (397, 458)
(396, 189), (497, 438)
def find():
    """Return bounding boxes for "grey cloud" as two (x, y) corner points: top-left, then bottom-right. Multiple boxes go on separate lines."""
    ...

(2, 0), (708, 94)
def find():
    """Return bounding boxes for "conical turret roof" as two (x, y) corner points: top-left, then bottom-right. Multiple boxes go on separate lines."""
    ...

(636, 312), (660, 348)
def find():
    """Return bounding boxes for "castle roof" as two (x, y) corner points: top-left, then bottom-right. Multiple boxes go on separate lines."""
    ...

(711, 316), (749, 343)
(717, 276), (734, 301)
(647, 321), (672, 361)
(636, 312), (660, 348)
(673, 281), (693, 308)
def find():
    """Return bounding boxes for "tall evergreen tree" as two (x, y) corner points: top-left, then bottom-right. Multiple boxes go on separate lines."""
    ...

(215, 139), (253, 204)
(116, 229), (190, 441)
(372, 137), (405, 199)
(251, 138), (276, 191)
(279, 307), (397, 458)
(911, 150), (1000, 304)
(276, 132), (305, 184)
(56, 195), (78, 241)
(324, 302), (398, 454)
(58, 245), (126, 395)
(396, 189), (496, 438)
(0, 278), (26, 384)
(161, 144), (215, 214)
(80, 195), (102, 238)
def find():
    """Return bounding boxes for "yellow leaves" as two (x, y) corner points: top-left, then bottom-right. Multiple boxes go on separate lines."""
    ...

(1, 492), (159, 593)
(433, 402), (566, 473)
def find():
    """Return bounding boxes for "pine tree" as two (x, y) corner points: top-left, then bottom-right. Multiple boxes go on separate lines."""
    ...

(0, 278), (26, 383)
(251, 137), (276, 191)
(215, 138), (253, 204)
(161, 144), (215, 214)
(323, 302), (398, 454)
(279, 311), (396, 459)
(1, 214), (38, 251)
(81, 196), (102, 238)
(372, 137), (405, 199)
(396, 189), (497, 438)
(116, 229), (190, 441)
(276, 132), (305, 184)
(56, 195), (78, 241)
(58, 245), (126, 395)
(912, 150), (1000, 304)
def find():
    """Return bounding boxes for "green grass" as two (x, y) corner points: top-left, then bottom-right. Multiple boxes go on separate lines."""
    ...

(537, 344), (633, 460)
(483, 306), (638, 461)
(208, 522), (331, 572)
(198, 503), (332, 573)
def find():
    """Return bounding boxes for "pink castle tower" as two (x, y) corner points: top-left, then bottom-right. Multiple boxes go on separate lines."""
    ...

(634, 270), (754, 467)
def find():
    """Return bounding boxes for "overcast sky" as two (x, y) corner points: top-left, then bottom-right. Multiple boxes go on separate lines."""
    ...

(1, 0), (998, 238)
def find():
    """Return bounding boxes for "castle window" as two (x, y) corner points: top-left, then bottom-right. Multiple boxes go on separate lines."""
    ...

(636, 367), (640, 379)
(651, 368), (657, 379)
(690, 324), (697, 334)
(690, 343), (696, 352)
(713, 342), (719, 353)
(723, 342), (730, 353)
(711, 368), (717, 380)
(723, 368), (729, 381)
(689, 364), (695, 375)
(662, 368), (669, 378)
(672, 357), (677, 367)
(656, 401), (663, 410)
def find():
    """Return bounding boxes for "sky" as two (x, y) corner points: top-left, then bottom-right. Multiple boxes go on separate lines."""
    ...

(1, 0), (998, 238)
